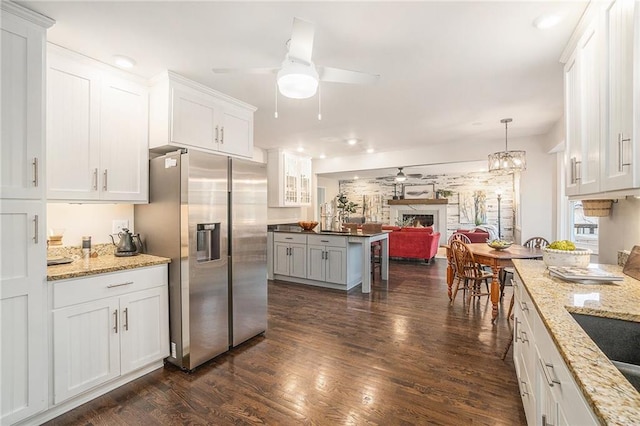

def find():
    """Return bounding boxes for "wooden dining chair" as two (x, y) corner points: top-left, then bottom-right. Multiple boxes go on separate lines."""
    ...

(362, 223), (383, 278)
(449, 240), (492, 305)
(500, 237), (549, 301)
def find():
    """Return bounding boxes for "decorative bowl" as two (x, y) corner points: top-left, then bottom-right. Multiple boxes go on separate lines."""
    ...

(298, 221), (319, 231)
(543, 247), (592, 268)
(486, 239), (513, 250)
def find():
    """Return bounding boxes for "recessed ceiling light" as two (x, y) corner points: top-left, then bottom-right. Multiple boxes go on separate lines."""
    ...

(113, 55), (136, 69)
(354, 176), (359, 180)
(346, 138), (358, 146)
(472, 122), (483, 126)
(366, 148), (374, 154)
(319, 154), (326, 159)
(296, 147), (304, 152)
(533, 14), (562, 30)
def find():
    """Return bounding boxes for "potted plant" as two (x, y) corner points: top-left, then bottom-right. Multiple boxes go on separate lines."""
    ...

(336, 193), (358, 223)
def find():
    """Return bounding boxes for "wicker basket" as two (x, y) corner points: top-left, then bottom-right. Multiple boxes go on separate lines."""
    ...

(581, 199), (613, 217)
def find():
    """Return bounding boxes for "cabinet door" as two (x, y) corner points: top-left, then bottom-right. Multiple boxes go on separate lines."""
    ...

(0, 201), (46, 424)
(52, 297), (121, 404)
(306, 245), (325, 281)
(171, 87), (219, 151)
(602, 0), (636, 191)
(0, 14), (45, 200)
(273, 242), (291, 276)
(577, 21), (601, 195)
(47, 52), (101, 200)
(298, 157), (312, 205)
(564, 54), (581, 196)
(283, 153), (299, 205)
(119, 287), (169, 374)
(100, 75), (149, 202)
(289, 243), (307, 279)
(219, 103), (252, 158)
(325, 246), (347, 285)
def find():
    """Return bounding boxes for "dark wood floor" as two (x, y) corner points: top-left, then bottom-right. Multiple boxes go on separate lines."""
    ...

(46, 259), (526, 425)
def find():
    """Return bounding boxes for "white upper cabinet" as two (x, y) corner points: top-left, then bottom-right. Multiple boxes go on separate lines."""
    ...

(149, 71), (256, 158)
(46, 46), (149, 203)
(0, 5), (50, 200)
(564, 0), (640, 197)
(564, 19), (602, 196)
(601, 0), (637, 191)
(267, 149), (312, 207)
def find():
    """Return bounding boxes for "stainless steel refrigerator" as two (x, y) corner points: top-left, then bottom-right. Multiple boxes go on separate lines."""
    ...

(134, 149), (267, 371)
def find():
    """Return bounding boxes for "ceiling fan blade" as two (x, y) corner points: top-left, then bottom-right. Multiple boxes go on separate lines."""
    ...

(212, 67), (278, 75)
(319, 67), (380, 85)
(407, 174), (424, 179)
(288, 17), (315, 64)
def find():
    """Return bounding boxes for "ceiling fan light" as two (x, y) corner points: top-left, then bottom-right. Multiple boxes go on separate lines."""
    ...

(277, 60), (319, 99)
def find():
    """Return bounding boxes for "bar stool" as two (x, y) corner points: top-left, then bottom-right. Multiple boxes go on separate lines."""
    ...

(362, 223), (383, 279)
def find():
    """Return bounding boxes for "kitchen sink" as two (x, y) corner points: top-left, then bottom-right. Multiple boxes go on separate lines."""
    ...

(570, 313), (640, 392)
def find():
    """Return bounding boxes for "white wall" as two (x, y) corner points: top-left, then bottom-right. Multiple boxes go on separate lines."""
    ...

(598, 197), (640, 264)
(47, 204), (134, 246)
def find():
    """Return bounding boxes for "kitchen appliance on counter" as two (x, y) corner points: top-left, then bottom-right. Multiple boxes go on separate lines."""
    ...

(134, 150), (267, 371)
(110, 228), (142, 256)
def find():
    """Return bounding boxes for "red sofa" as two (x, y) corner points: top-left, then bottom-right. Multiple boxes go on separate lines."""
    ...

(383, 226), (441, 263)
(455, 228), (490, 243)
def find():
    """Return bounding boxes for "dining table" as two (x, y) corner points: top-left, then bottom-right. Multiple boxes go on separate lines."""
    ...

(445, 243), (543, 323)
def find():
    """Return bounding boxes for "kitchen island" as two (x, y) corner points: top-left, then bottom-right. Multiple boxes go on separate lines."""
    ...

(268, 229), (388, 292)
(513, 259), (640, 425)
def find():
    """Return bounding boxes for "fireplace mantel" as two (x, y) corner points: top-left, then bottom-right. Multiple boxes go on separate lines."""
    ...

(387, 198), (449, 205)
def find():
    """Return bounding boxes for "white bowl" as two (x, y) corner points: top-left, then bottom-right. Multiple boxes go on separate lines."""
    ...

(543, 247), (592, 268)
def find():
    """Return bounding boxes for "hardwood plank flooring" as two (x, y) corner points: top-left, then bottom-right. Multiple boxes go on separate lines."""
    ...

(45, 259), (525, 425)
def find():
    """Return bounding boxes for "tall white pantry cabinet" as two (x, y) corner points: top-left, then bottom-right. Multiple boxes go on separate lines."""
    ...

(0, 2), (54, 425)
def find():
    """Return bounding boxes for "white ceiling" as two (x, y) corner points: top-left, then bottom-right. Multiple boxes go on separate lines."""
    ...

(21, 1), (586, 169)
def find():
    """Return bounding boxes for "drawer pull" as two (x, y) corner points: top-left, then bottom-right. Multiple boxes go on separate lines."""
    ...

(539, 358), (561, 387)
(520, 330), (528, 344)
(113, 309), (118, 334)
(514, 317), (520, 342)
(320, 240), (329, 243)
(285, 237), (293, 240)
(107, 281), (134, 288)
(520, 379), (529, 397)
(520, 301), (529, 312)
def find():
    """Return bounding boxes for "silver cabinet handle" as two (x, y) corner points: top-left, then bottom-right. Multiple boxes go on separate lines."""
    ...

(539, 358), (561, 387)
(221, 126), (224, 144)
(32, 157), (38, 187)
(575, 159), (581, 182)
(113, 309), (118, 333)
(619, 133), (632, 171)
(93, 168), (98, 191)
(570, 157), (576, 184)
(520, 379), (529, 397)
(107, 281), (134, 288)
(215, 125), (219, 143)
(542, 414), (554, 426)
(285, 237), (293, 240)
(103, 169), (108, 191)
(123, 307), (129, 331)
(514, 317), (520, 343)
(520, 301), (529, 312)
(520, 330), (528, 344)
(33, 214), (39, 244)
(320, 240), (329, 243)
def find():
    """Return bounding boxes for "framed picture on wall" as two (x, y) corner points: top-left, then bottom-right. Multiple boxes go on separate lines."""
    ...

(404, 184), (434, 199)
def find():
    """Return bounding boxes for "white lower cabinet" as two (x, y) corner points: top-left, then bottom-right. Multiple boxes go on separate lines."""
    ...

(273, 242), (307, 278)
(513, 273), (597, 426)
(51, 266), (169, 406)
(307, 236), (347, 285)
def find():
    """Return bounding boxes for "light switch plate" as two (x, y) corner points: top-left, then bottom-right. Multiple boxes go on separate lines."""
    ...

(112, 219), (129, 234)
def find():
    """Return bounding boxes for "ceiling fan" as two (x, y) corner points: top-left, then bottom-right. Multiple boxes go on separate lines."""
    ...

(376, 167), (423, 182)
(212, 17), (380, 99)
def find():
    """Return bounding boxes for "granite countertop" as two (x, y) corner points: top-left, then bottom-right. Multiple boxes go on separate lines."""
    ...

(513, 259), (640, 425)
(47, 254), (171, 281)
(271, 229), (387, 237)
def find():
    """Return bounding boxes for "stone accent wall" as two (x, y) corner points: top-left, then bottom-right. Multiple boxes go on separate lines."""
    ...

(338, 172), (514, 241)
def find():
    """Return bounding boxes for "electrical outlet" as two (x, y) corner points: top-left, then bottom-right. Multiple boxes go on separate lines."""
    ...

(112, 219), (129, 234)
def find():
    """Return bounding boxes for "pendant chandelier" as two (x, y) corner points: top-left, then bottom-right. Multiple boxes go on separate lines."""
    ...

(488, 118), (526, 173)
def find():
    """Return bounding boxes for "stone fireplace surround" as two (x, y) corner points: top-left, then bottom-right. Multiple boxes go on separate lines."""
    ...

(389, 201), (447, 246)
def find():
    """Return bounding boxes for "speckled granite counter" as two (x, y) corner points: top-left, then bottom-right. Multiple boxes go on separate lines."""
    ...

(47, 254), (171, 281)
(271, 229), (387, 238)
(513, 259), (640, 425)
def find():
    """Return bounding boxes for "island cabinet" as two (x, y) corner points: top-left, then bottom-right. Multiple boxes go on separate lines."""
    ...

(148, 71), (256, 158)
(0, 3), (53, 425)
(267, 149), (312, 207)
(46, 45), (149, 203)
(512, 274), (598, 426)
(306, 235), (347, 285)
(273, 233), (307, 279)
(50, 266), (169, 406)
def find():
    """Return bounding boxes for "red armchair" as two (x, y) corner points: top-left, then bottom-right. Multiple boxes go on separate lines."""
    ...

(387, 227), (441, 263)
(455, 228), (490, 243)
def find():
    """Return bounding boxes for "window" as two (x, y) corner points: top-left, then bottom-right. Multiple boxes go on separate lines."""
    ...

(570, 201), (598, 254)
